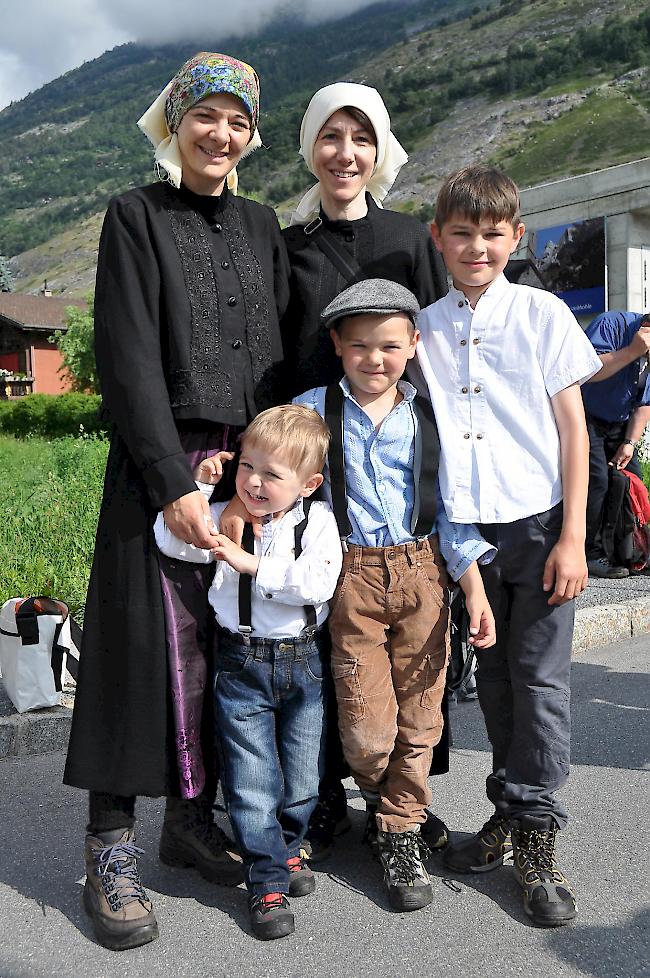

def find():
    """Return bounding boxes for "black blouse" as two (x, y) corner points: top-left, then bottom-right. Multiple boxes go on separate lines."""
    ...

(94, 182), (290, 509)
(281, 195), (448, 395)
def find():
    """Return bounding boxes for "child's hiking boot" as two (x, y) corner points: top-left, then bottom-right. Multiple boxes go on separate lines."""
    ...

(83, 828), (159, 951)
(378, 826), (433, 912)
(303, 783), (351, 862)
(249, 892), (295, 941)
(159, 795), (244, 885)
(443, 811), (512, 873)
(362, 803), (379, 855)
(421, 810), (449, 850)
(287, 851), (316, 897)
(511, 815), (576, 927)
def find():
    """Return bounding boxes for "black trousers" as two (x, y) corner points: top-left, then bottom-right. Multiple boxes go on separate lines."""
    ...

(586, 414), (642, 559)
(476, 504), (574, 829)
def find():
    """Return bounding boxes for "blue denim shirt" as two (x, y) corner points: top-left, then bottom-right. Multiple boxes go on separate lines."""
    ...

(294, 380), (495, 581)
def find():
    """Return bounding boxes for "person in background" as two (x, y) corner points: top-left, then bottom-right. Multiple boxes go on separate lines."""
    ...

(282, 81), (450, 861)
(582, 311), (650, 578)
(63, 52), (290, 951)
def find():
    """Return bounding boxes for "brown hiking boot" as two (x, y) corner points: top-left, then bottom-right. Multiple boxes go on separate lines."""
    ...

(159, 795), (244, 885)
(83, 828), (159, 951)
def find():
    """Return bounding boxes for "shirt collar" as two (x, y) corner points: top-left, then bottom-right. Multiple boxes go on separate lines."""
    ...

(447, 272), (511, 309)
(339, 376), (417, 405)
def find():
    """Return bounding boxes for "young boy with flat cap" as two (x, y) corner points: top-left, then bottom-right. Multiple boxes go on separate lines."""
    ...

(295, 278), (496, 912)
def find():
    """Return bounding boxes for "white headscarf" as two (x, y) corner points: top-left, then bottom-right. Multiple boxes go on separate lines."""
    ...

(137, 79), (262, 195)
(290, 82), (408, 225)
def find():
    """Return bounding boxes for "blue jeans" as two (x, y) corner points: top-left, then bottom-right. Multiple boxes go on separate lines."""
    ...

(214, 628), (327, 896)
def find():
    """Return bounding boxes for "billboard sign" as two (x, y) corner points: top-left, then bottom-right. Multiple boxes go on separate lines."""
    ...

(532, 217), (605, 316)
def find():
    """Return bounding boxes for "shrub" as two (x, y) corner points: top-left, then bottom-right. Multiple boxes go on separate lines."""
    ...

(0, 392), (106, 439)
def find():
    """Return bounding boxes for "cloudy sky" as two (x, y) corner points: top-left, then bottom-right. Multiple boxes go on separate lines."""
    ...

(0, 0), (388, 111)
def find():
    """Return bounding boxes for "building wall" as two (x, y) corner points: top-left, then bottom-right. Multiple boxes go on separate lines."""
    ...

(31, 340), (72, 394)
(0, 352), (20, 372)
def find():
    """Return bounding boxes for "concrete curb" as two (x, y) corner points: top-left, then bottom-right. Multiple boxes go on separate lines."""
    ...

(1, 597), (649, 760)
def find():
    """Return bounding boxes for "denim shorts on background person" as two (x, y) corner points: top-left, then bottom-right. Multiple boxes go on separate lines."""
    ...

(214, 627), (327, 896)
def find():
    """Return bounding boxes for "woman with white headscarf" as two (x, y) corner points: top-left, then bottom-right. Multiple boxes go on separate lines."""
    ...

(64, 52), (290, 951)
(282, 82), (448, 394)
(282, 81), (450, 861)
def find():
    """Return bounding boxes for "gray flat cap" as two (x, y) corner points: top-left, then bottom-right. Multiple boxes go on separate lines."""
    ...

(320, 278), (420, 328)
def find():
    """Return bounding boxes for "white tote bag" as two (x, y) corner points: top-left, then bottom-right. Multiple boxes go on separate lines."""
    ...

(0, 596), (71, 713)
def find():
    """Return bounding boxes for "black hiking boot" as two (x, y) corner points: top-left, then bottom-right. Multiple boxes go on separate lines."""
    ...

(303, 783), (351, 862)
(159, 795), (244, 885)
(511, 815), (577, 927)
(249, 892), (295, 941)
(378, 826), (433, 912)
(443, 811), (512, 873)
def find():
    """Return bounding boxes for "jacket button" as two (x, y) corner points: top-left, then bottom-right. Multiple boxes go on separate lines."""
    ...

(460, 339), (467, 346)
(221, 260), (229, 269)
(228, 296), (237, 306)
(461, 387), (468, 394)
(232, 339), (242, 349)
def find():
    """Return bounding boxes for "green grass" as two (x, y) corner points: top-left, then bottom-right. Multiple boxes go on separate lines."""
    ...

(492, 89), (650, 186)
(0, 434), (108, 620)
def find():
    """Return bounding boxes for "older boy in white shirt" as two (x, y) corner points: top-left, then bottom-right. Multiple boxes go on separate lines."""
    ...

(155, 404), (342, 942)
(416, 164), (602, 926)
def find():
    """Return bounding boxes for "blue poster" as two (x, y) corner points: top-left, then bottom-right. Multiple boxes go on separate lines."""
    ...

(532, 218), (605, 315)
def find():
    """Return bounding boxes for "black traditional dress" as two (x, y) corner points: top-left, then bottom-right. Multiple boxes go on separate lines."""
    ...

(64, 182), (290, 799)
(281, 194), (448, 396)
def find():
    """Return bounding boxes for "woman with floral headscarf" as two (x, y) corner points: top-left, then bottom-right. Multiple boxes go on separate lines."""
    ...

(64, 52), (290, 950)
(281, 82), (450, 862)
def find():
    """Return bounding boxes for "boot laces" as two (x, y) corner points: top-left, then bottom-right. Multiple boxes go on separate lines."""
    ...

(481, 812), (509, 844)
(518, 828), (564, 883)
(94, 841), (147, 907)
(252, 892), (289, 914)
(383, 832), (429, 884)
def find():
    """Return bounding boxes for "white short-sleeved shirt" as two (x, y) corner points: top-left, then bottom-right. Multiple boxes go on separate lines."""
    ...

(416, 275), (602, 524)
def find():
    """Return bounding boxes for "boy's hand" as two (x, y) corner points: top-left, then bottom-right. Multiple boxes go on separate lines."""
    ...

(543, 537), (588, 605)
(194, 451), (235, 485)
(210, 534), (260, 576)
(219, 494), (263, 544)
(458, 563), (496, 648)
(465, 591), (496, 648)
(163, 490), (219, 549)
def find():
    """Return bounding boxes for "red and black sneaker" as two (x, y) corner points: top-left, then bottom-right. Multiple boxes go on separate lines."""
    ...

(249, 892), (294, 941)
(287, 851), (316, 897)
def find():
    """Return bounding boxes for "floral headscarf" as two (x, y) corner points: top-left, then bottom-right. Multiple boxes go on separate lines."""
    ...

(137, 52), (262, 193)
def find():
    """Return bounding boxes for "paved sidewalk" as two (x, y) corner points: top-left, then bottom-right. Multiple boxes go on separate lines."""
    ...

(0, 634), (648, 978)
(2, 574), (650, 759)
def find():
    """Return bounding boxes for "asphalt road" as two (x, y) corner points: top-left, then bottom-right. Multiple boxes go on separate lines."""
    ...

(0, 636), (648, 978)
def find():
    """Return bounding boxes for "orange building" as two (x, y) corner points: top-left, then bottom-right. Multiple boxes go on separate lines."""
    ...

(0, 293), (87, 396)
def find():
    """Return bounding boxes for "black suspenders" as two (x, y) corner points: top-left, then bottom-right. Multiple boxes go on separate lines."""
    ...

(237, 498), (317, 636)
(324, 383), (440, 542)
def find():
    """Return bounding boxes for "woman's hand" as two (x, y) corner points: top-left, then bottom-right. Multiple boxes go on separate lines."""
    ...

(219, 494), (264, 545)
(194, 451), (235, 484)
(162, 490), (219, 549)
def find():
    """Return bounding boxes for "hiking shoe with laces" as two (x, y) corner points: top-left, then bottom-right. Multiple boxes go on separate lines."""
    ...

(511, 816), (577, 927)
(443, 812), (512, 873)
(83, 828), (159, 951)
(421, 810), (449, 849)
(159, 795), (244, 885)
(303, 783), (351, 862)
(378, 826), (433, 912)
(287, 851), (316, 897)
(249, 892), (295, 941)
(587, 557), (629, 579)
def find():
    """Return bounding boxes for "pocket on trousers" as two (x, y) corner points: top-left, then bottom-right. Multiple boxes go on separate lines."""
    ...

(331, 658), (365, 727)
(533, 503), (564, 535)
(416, 562), (448, 611)
(420, 651), (448, 710)
(304, 650), (326, 682)
(215, 647), (251, 678)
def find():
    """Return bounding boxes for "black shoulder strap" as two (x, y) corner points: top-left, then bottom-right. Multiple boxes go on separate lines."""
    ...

(324, 384), (351, 539)
(304, 218), (367, 286)
(237, 505), (318, 633)
(411, 395), (440, 536)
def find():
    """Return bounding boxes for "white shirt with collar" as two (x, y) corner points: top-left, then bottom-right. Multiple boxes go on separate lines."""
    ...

(154, 488), (343, 638)
(416, 275), (602, 524)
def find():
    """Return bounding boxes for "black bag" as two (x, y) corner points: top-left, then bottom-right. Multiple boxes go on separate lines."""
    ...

(601, 467), (642, 568)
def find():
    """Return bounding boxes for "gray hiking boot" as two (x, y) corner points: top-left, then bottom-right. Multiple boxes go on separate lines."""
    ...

(159, 794), (244, 885)
(378, 826), (433, 912)
(83, 828), (159, 951)
(511, 816), (577, 927)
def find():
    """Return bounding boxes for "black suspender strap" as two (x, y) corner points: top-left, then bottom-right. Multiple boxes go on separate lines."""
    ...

(237, 503), (318, 635)
(324, 384), (352, 540)
(411, 395), (440, 537)
(237, 523), (255, 634)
